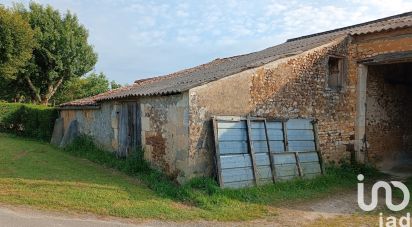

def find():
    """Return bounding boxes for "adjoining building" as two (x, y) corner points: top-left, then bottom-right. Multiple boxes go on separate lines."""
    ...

(56, 12), (412, 182)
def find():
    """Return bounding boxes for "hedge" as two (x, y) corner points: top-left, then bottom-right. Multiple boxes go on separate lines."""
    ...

(0, 102), (58, 141)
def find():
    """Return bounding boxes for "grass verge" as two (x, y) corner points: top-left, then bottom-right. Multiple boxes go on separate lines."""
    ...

(0, 133), (378, 221)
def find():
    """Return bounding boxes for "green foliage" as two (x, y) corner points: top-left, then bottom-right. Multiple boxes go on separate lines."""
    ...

(110, 80), (122, 90)
(13, 2), (98, 104)
(0, 75), (31, 102)
(336, 160), (380, 178)
(52, 72), (110, 104)
(0, 5), (35, 79)
(65, 136), (378, 209)
(65, 135), (151, 174)
(0, 102), (57, 140)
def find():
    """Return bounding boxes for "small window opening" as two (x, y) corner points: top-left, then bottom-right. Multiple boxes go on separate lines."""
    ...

(328, 57), (344, 91)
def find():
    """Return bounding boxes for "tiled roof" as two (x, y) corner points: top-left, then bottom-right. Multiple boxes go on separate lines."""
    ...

(61, 12), (412, 107)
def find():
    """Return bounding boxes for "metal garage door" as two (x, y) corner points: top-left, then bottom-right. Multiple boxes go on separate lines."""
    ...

(213, 116), (323, 188)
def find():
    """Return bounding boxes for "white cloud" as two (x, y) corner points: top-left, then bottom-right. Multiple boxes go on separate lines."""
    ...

(2, 0), (412, 84)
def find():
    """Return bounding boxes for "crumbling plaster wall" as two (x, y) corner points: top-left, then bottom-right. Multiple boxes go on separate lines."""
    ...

(60, 102), (121, 152)
(140, 93), (189, 181)
(188, 37), (353, 178)
(349, 27), (412, 162)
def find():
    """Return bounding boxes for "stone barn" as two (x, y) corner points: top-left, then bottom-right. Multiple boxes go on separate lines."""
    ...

(56, 12), (412, 183)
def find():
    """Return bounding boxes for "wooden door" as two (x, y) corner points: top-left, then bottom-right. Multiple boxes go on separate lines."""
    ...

(118, 102), (141, 157)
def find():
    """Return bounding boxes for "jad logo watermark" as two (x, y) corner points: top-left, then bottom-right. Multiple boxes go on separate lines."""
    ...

(357, 174), (410, 227)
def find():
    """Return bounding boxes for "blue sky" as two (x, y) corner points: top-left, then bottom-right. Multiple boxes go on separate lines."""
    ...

(3, 0), (412, 84)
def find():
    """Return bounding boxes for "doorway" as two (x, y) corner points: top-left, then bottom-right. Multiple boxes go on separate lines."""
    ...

(118, 102), (141, 157)
(366, 62), (412, 176)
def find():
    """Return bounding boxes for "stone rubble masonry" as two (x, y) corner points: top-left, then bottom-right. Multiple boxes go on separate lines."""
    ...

(140, 93), (189, 182)
(187, 27), (412, 179)
(365, 64), (412, 164)
(60, 27), (412, 181)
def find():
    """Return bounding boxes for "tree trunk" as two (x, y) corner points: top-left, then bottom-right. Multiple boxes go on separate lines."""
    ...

(25, 75), (64, 105)
(25, 75), (41, 103)
(42, 77), (64, 105)
(40, 97), (49, 105)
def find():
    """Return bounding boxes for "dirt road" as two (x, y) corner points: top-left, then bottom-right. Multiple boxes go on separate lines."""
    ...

(0, 188), (371, 227)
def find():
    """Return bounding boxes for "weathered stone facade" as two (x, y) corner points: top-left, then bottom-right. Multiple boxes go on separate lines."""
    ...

(349, 27), (412, 165)
(60, 94), (190, 181)
(365, 63), (412, 164)
(60, 26), (412, 181)
(188, 38), (353, 178)
(140, 93), (189, 181)
(187, 28), (412, 178)
(60, 102), (120, 151)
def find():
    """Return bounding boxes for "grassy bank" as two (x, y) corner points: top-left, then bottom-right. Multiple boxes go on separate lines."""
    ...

(0, 133), (376, 221)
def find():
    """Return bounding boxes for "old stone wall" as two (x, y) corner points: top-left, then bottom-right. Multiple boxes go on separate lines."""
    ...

(140, 93), (189, 181)
(250, 38), (354, 163)
(60, 102), (121, 152)
(365, 63), (412, 163)
(59, 28), (412, 181)
(188, 28), (412, 178)
(349, 28), (412, 162)
(188, 38), (354, 178)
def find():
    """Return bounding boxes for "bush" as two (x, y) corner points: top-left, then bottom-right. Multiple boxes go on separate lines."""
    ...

(0, 102), (58, 141)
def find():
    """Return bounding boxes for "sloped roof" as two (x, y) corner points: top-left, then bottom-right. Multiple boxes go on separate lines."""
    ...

(61, 11), (412, 107)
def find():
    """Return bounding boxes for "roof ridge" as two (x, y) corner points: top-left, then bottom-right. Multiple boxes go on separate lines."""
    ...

(286, 11), (412, 42)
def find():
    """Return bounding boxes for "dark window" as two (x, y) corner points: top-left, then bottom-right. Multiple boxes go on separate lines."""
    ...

(327, 57), (344, 91)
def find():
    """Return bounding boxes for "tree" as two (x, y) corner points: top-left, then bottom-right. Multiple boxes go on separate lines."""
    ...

(52, 72), (110, 105)
(0, 76), (31, 102)
(110, 80), (122, 90)
(17, 2), (97, 105)
(0, 6), (35, 79)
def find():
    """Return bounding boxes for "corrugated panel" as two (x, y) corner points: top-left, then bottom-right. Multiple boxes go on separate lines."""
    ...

(220, 154), (252, 169)
(288, 141), (316, 152)
(253, 141), (269, 153)
(299, 152), (322, 178)
(215, 117), (322, 188)
(287, 119), (316, 152)
(273, 153), (297, 165)
(218, 128), (248, 141)
(299, 152), (320, 163)
(266, 121), (285, 153)
(270, 141), (286, 153)
(221, 167), (254, 183)
(219, 141), (248, 154)
(287, 119), (314, 130)
(217, 120), (254, 188)
(267, 129), (284, 140)
(273, 152), (299, 179)
(287, 130), (314, 140)
(250, 121), (274, 183)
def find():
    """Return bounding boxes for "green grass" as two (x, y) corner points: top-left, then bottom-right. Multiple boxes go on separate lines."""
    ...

(392, 177), (412, 214)
(0, 133), (375, 221)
